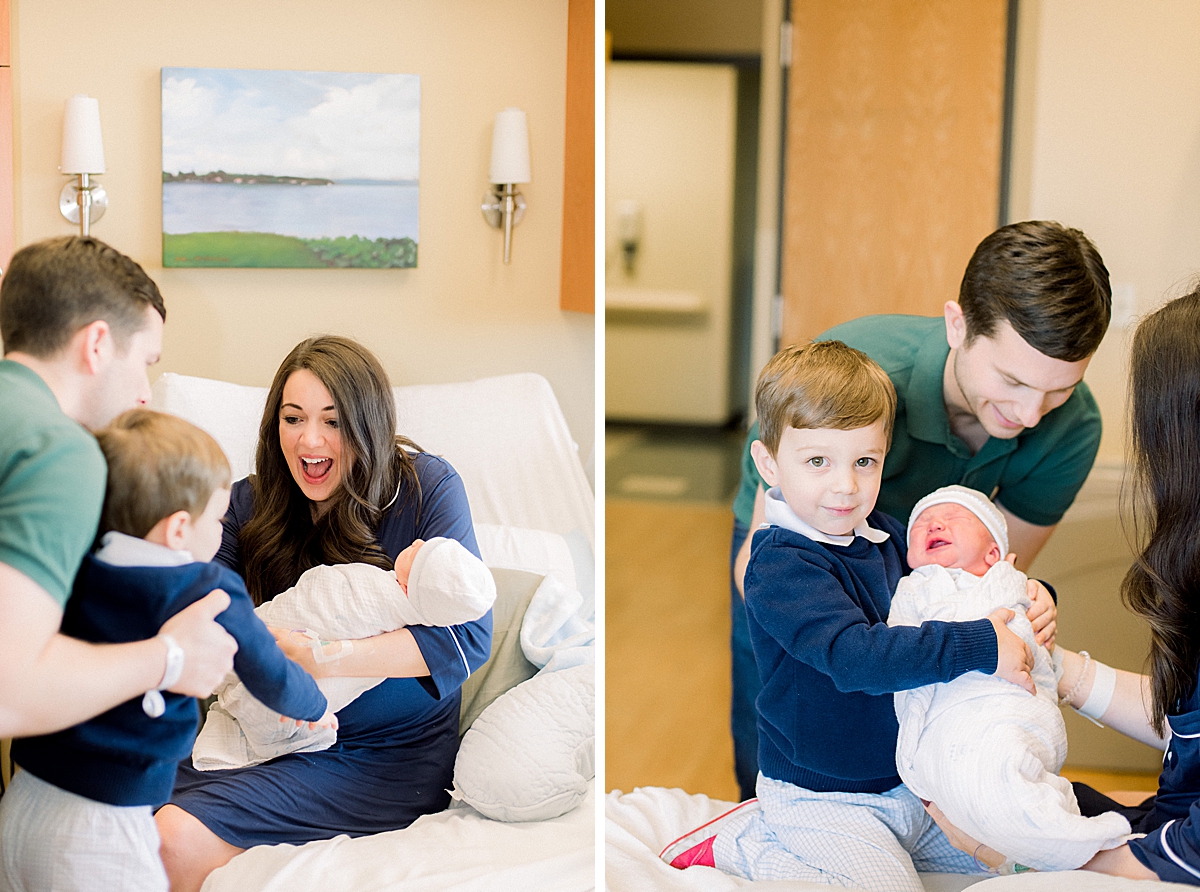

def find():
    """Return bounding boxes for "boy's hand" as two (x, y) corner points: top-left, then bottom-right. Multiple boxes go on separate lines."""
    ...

(279, 707), (338, 732)
(987, 608), (1035, 694)
(1025, 578), (1057, 650)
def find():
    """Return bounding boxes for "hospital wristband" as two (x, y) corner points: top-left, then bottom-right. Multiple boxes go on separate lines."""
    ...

(1077, 657), (1117, 722)
(1059, 650), (1092, 708)
(156, 634), (185, 690)
(142, 635), (184, 719)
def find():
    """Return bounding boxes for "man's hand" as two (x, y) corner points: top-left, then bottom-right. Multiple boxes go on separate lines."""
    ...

(1024, 577), (1057, 650)
(988, 607), (1035, 694)
(159, 590), (238, 697)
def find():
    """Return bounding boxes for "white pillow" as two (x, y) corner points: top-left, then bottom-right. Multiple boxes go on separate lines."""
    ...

(451, 663), (595, 822)
(475, 524), (578, 593)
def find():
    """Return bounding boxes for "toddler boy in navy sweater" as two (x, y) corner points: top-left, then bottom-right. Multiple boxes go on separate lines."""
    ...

(660, 341), (1038, 892)
(0, 409), (334, 892)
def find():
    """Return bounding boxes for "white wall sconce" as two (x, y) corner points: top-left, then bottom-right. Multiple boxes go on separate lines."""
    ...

(59, 94), (108, 237)
(481, 108), (531, 264)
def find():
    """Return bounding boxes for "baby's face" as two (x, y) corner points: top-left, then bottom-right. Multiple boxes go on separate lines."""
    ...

(394, 539), (425, 592)
(907, 503), (1001, 576)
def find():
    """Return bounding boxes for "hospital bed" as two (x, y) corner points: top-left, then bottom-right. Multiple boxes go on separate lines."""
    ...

(149, 370), (595, 892)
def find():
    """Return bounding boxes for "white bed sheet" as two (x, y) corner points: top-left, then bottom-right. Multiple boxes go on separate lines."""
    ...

(605, 786), (1185, 892)
(202, 783), (595, 892)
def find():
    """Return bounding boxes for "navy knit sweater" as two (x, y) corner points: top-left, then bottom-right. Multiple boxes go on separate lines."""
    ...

(745, 509), (998, 793)
(13, 557), (327, 807)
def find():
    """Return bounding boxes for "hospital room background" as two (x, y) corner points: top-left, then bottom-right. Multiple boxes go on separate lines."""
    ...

(0, 0), (595, 466)
(0, 0), (595, 807)
(606, 0), (1200, 807)
(6, 0), (1200, 879)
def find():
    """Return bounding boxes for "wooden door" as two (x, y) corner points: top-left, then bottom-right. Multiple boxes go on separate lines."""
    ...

(781, 0), (1009, 344)
(559, 0), (594, 313)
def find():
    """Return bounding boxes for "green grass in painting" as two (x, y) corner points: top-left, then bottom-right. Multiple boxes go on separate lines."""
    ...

(306, 235), (417, 268)
(163, 232), (417, 269)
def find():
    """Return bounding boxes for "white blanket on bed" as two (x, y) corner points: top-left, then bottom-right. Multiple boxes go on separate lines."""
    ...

(201, 783), (595, 892)
(889, 562), (1131, 871)
(193, 539), (495, 770)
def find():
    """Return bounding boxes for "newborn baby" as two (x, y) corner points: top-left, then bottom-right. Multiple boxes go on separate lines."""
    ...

(888, 485), (1131, 871)
(193, 536), (496, 770)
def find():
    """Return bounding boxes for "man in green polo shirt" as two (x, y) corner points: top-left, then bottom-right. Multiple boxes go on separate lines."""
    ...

(728, 220), (1111, 800)
(0, 236), (237, 739)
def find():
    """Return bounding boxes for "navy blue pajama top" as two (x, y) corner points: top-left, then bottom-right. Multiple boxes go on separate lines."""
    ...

(168, 452), (493, 847)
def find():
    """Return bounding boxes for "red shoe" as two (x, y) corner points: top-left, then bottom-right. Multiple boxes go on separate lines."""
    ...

(659, 799), (760, 869)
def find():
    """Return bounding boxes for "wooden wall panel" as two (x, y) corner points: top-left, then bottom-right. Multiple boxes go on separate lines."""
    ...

(781, 0), (1007, 344)
(559, 0), (595, 313)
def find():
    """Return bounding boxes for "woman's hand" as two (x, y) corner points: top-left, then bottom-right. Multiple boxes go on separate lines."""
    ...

(278, 706), (338, 732)
(269, 626), (323, 678)
(923, 801), (1006, 870)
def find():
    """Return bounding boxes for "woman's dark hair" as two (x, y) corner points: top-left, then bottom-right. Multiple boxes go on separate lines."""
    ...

(958, 220), (1111, 362)
(1122, 288), (1200, 735)
(238, 336), (422, 604)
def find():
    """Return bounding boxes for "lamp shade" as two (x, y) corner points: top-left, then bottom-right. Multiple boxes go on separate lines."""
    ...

(489, 108), (531, 185)
(60, 94), (106, 174)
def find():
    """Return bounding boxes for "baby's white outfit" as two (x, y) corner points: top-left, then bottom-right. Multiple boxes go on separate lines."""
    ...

(892, 564), (1132, 873)
(192, 536), (495, 770)
(888, 561), (1132, 871)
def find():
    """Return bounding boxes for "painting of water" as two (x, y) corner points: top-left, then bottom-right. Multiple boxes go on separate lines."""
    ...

(162, 67), (420, 268)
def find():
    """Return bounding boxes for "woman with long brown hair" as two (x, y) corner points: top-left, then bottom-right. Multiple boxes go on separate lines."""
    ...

(154, 336), (492, 892)
(929, 289), (1200, 882)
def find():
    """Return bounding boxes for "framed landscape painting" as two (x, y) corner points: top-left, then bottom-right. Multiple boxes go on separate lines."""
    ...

(162, 67), (419, 268)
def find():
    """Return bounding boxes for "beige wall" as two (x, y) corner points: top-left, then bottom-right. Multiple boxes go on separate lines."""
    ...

(1010, 0), (1200, 465)
(11, 0), (595, 474)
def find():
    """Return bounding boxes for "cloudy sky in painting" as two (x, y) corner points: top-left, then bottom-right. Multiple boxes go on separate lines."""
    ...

(162, 68), (419, 181)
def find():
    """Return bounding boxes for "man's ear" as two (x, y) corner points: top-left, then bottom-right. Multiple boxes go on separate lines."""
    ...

(943, 301), (967, 351)
(78, 319), (113, 375)
(750, 439), (779, 487)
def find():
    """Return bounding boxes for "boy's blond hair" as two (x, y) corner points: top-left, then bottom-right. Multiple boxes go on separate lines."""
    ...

(755, 340), (897, 454)
(95, 408), (231, 539)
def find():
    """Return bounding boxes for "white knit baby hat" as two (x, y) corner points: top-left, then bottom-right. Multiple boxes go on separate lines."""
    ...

(906, 484), (1009, 557)
(405, 536), (497, 626)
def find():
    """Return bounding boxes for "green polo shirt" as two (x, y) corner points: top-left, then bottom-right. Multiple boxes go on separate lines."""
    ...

(0, 359), (107, 607)
(733, 315), (1102, 529)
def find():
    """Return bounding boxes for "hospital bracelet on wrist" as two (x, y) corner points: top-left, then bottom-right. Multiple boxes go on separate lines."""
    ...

(142, 634), (185, 719)
(156, 634), (185, 689)
(1059, 650), (1092, 708)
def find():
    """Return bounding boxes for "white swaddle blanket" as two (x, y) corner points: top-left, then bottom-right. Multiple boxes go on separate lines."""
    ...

(888, 561), (1132, 871)
(192, 537), (496, 770)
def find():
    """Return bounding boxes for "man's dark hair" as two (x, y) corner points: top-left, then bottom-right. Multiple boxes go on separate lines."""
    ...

(0, 236), (165, 358)
(958, 221), (1110, 362)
